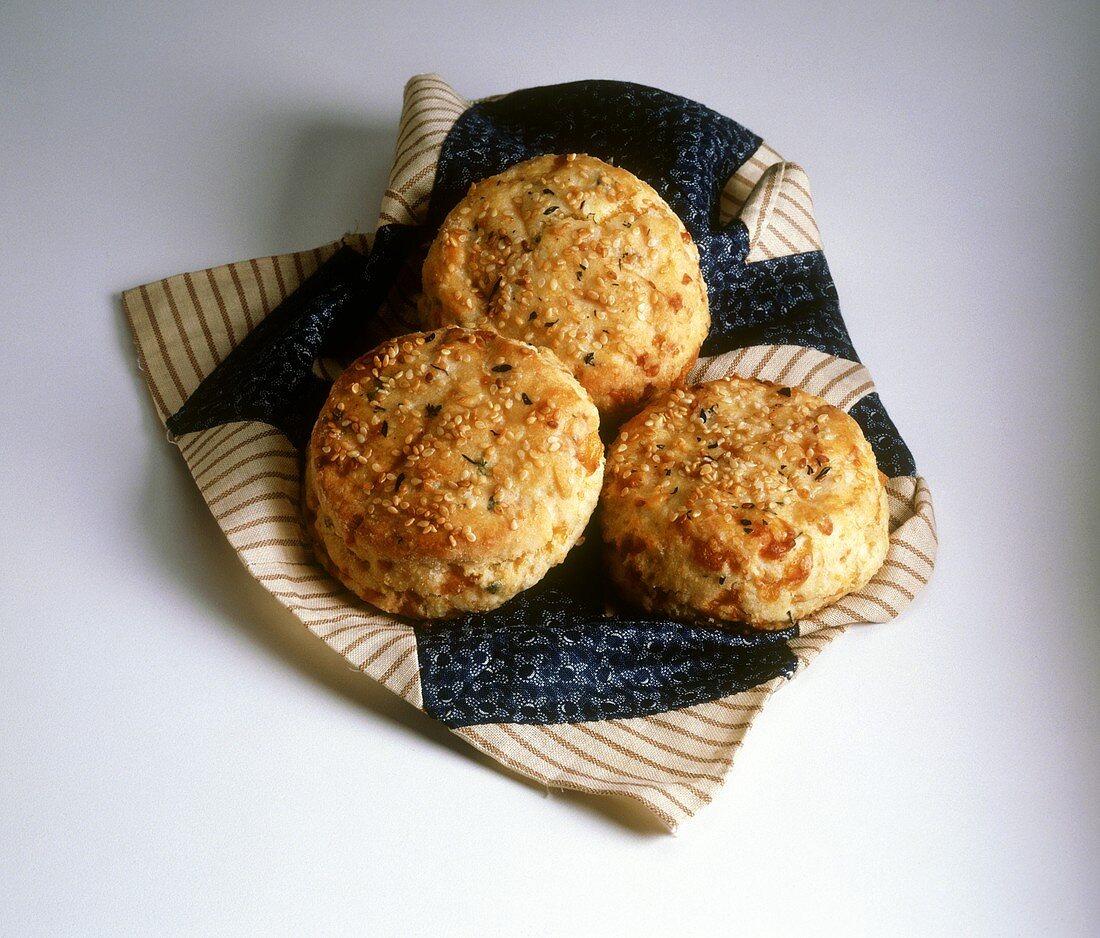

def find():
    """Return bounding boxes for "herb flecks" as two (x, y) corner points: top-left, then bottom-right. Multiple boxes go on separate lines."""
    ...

(778, 387), (792, 397)
(583, 352), (596, 366)
(462, 454), (490, 476)
(425, 403), (442, 418)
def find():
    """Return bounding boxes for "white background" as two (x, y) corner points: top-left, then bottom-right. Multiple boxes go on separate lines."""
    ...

(2, 2), (1098, 935)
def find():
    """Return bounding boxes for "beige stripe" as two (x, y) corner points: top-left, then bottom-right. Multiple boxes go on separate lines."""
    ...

(679, 708), (757, 729)
(644, 715), (744, 748)
(268, 586), (342, 602)
(766, 220), (802, 256)
(461, 727), (679, 829)
(394, 114), (458, 151)
(291, 251), (306, 286)
(609, 720), (733, 766)
(800, 352), (835, 387)
(351, 631), (408, 663)
(378, 646), (417, 683)
(775, 345), (810, 384)
(248, 258), (272, 319)
(851, 591), (903, 619)
(838, 379), (876, 411)
(203, 267), (238, 348)
(528, 726), (707, 810)
(465, 727), (550, 784)
(179, 422), (234, 462)
(754, 343), (783, 375)
(783, 175), (814, 202)
(186, 422), (253, 471)
(126, 309), (172, 420)
(233, 536), (308, 552)
(712, 698), (766, 713)
(509, 726), (700, 815)
(205, 471), (300, 507)
(568, 724), (724, 783)
(402, 89), (466, 113)
(182, 271), (222, 366)
(817, 361), (864, 399)
(776, 189), (818, 227)
(255, 571), (334, 586)
(409, 75), (469, 97)
(221, 514), (300, 537)
(197, 446), (296, 492)
(162, 278), (205, 384)
(284, 601), (362, 616)
(893, 535), (936, 568)
(871, 577), (917, 602)
(270, 254), (288, 303)
(390, 132), (452, 181)
(392, 163), (438, 201)
(383, 187), (423, 216)
(192, 427), (284, 480)
(226, 262), (255, 333)
(138, 284), (187, 400)
(535, 726), (708, 794)
(317, 622), (392, 642)
(213, 489), (298, 522)
(885, 557), (931, 585)
(831, 594), (897, 621)
(749, 167), (779, 245)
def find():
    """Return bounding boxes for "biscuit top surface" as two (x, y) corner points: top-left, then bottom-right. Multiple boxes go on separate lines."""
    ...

(421, 153), (709, 414)
(309, 327), (603, 562)
(603, 376), (882, 577)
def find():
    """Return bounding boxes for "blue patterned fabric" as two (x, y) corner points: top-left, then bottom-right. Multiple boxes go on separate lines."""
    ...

(166, 229), (421, 449)
(416, 519), (797, 727)
(167, 79), (915, 729)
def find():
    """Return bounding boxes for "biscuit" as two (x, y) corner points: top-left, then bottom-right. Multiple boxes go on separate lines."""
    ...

(421, 153), (710, 422)
(600, 375), (889, 627)
(305, 327), (604, 619)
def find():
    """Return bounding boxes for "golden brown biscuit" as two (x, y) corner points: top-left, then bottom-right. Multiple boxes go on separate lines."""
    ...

(421, 153), (710, 422)
(600, 375), (889, 627)
(305, 327), (604, 618)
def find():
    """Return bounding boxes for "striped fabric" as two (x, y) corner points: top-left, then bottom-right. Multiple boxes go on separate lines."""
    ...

(740, 162), (824, 262)
(122, 74), (936, 830)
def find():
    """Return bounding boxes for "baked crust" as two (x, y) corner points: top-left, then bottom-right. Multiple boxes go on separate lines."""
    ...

(420, 153), (710, 422)
(305, 326), (603, 618)
(600, 375), (889, 627)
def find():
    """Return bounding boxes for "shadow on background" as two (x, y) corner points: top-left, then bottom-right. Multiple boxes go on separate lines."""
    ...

(115, 110), (670, 838)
